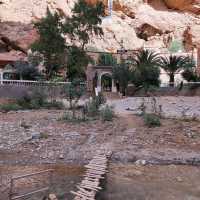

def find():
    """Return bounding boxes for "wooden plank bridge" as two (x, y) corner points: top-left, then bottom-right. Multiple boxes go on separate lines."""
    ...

(71, 152), (112, 200)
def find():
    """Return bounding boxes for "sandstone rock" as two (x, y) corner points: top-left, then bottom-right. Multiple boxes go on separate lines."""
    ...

(0, 0), (199, 52)
(183, 25), (200, 50)
(0, 22), (39, 53)
(164, 0), (200, 14)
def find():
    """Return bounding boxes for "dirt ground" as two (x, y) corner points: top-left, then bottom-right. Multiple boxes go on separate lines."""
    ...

(1, 109), (200, 165)
(0, 164), (84, 200)
(1, 96), (200, 199)
(100, 164), (200, 200)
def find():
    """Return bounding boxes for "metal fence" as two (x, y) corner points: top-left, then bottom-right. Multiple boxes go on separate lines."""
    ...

(9, 169), (54, 200)
(0, 79), (71, 86)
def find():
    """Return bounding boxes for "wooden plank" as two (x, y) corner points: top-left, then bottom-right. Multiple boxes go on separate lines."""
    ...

(72, 153), (111, 200)
(71, 191), (95, 200)
(79, 184), (102, 190)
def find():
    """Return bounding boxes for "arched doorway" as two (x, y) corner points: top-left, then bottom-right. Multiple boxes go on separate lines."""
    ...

(101, 73), (112, 92)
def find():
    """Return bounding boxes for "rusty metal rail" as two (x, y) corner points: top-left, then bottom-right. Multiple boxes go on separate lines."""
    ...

(9, 169), (54, 200)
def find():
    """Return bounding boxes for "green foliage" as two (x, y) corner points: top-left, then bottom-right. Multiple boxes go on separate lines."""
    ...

(84, 93), (106, 117)
(0, 103), (22, 112)
(169, 40), (184, 53)
(67, 46), (92, 80)
(113, 61), (131, 95)
(181, 56), (199, 83)
(32, 8), (66, 79)
(84, 100), (99, 117)
(13, 60), (41, 80)
(64, 0), (105, 49)
(161, 55), (195, 86)
(64, 79), (85, 109)
(60, 110), (88, 123)
(0, 89), (63, 112)
(63, 79), (85, 119)
(131, 49), (161, 91)
(93, 92), (106, 107)
(32, 1), (105, 80)
(144, 113), (161, 127)
(182, 69), (200, 82)
(98, 53), (117, 66)
(100, 105), (114, 121)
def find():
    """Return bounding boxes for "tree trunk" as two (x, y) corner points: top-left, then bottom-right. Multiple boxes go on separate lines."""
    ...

(169, 74), (175, 87)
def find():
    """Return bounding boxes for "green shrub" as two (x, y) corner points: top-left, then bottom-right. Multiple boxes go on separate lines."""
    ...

(98, 53), (117, 66)
(83, 93), (106, 117)
(0, 103), (22, 112)
(144, 113), (161, 127)
(100, 105), (114, 121)
(43, 100), (64, 109)
(60, 111), (88, 122)
(93, 92), (106, 108)
(17, 94), (32, 108)
(40, 132), (49, 139)
(84, 100), (99, 117)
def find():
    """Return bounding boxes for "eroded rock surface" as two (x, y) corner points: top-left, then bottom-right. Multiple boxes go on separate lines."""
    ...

(0, 0), (199, 53)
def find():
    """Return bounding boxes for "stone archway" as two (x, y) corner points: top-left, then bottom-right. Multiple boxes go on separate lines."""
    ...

(97, 71), (117, 92)
(101, 73), (112, 92)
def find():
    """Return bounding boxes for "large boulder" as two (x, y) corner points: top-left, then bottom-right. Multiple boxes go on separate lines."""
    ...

(0, 22), (39, 53)
(183, 25), (200, 50)
(0, 0), (199, 52)
(164, 0), (200, 14)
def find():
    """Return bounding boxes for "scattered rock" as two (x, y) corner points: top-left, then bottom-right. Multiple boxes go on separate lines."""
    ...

(59, 154), (64, 159)
(176, 176), (183, 182)
(48, 194), (58, 200)
(132, 169), (143, 176)
(135, 159), (147, 166)
(31, 132), (41, 140)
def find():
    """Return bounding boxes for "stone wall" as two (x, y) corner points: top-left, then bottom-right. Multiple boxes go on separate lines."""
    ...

(0, 85), (64, 99)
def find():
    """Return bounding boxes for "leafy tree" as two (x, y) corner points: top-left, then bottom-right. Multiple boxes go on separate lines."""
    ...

(31, 8), (66, 80)
(63, 0), (105, 80)
(131, 49), (161, 91)
(112, 61), (131, 96)
(13, 60), (40, 80)
(181, 57), (199, 82)
(32, 1), (105, 81)
(160, 55), (191, 87)
(66, 46), (92, 81)
(63, 0), (105, 49)
(63, 79), (85, 118)
(98, 53), (117, 66)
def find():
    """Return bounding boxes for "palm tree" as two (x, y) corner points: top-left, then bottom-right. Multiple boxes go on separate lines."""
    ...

(131, 49), (161, 91)
(160, 55), (193, 87)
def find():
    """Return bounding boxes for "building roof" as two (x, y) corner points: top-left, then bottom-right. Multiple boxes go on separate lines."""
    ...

(0, 52), (26, 68)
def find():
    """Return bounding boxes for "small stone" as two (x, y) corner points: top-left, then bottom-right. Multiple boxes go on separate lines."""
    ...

(31, 132), (41, 139)
(49, 194), (58, 200)
(176, 177), (183, 182)
(132, 170), (143, 176)
(59, 154), (64, 159)
(135, 159), (147, 166)
(186, 132), (194, 138)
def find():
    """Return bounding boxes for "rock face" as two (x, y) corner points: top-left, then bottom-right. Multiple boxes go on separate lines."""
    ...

(164, 0), (200, 14)
(0, 0), (199, 53)
(0, 22), (39, 53)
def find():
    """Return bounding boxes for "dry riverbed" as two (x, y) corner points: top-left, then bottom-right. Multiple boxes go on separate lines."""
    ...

(1, 96), (200, 199)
